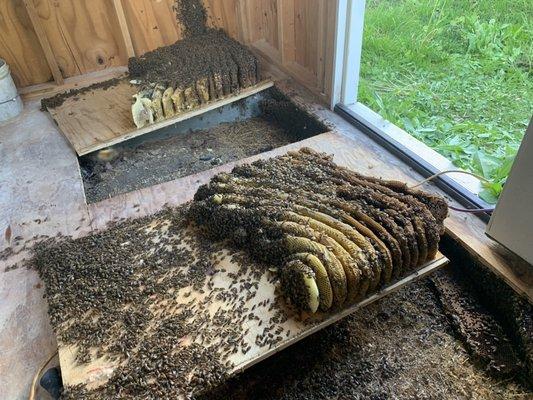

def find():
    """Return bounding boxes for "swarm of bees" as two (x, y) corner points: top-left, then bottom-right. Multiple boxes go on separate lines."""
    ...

(190, 148), (448, 313)
(130, 30), (259, 128)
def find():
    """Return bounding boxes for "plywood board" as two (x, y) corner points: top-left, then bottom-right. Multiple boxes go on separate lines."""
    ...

(249, 0), (279, 47)
(121, 0), (182, 56)
(31, 0), (129, 78)
(204, 0), (240, 40)
(56, 212), (447, 393)
(3, 0), (334, 110)
(47, 79), (274, 156)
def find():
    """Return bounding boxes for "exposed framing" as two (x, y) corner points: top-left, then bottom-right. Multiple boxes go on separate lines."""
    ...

(21, 0), (64, 85)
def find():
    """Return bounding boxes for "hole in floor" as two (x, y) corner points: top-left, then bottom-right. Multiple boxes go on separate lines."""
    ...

(79, 87), (328, 203)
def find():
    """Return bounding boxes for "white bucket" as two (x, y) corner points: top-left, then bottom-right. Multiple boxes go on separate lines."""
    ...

(0, 59), (23, 122)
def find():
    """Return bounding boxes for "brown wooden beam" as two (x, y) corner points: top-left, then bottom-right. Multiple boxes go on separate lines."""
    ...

(22, 0), (64, 85)
(112, 0), (135, 58)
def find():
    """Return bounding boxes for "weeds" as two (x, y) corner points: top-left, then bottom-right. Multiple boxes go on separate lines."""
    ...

(360, 0), (532, 202)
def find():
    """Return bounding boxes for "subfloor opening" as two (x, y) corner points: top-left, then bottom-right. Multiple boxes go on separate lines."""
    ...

(79, 87), (328, 203)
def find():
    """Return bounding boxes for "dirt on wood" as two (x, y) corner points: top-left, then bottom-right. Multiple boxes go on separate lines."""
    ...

(432, 269), (521, 376)
(33, 206), (273, 398)
(32, 150), (532, 398)
(200, 277), (530, 400)
(40, 77), (125, 111)
(32, 214), (531, 399)
(81, 117), (314, 203)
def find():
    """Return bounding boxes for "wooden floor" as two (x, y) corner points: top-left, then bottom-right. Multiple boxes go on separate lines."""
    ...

(1, 79), (531, 400)
(47, 79), (273, 156)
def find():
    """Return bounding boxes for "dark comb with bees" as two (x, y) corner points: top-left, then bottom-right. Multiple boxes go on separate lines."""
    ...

(190, 147), (448, 312)
(130, 29), (259, 128)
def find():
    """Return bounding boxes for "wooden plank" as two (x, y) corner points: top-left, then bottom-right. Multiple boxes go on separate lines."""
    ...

(31, 0), (128, 78)
(19, 66), (128, 101)
(58, 239), (446, 390)
(112, 0), (135, 58)
(121, 0), (182, 56)
(249, 0), (279, 48)
(292, 0), (320, 78)
(249, 0), (329, 102)
(251, 43), (321, 100)
(237, 0), (252, 44)
(21, 0), (63, 85)
(316, 0), (327, 92)
(0, 0), (52, 87)
(445, 216), (533, 300)
(230, 254), (448, 374)
(293, 0), (306, 69)
(203, 0), (239, 40)
(323, 0), (338, 102)
(277, 0), (295, 65)
(47, 79), (137, 154)
(47, 80), (274, 156)
(252, 39), (282, 64)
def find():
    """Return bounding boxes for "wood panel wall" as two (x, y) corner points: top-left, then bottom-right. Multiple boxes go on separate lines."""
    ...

(0, 0), (52, 87)
(0, 0), (335, 102)
(240, 0), (336, 100)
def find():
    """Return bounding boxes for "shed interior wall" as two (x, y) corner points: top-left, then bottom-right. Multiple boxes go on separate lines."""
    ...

(0, 0), (335, 102)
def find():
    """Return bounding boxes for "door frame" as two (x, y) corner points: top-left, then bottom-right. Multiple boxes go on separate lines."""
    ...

(330, 0), (492, 220)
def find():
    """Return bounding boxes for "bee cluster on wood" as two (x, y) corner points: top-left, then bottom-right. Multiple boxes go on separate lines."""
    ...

(32, 149), (448, 398)
(129, 30), (260, 128)
(34, 208), (282, 398)
(190, 148), (448, 313)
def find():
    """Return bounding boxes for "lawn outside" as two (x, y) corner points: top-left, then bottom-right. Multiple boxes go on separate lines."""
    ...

(359, 0), (532, 203)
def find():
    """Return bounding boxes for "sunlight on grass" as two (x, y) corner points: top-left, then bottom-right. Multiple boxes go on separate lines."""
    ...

(359, 0), (532, 202)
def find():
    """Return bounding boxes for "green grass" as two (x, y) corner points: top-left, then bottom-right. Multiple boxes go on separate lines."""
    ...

(360, 0), (533, 202)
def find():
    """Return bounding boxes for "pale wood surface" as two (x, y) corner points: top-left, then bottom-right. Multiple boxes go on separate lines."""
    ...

(0, 0), (52, 87)
(278, 0), (294, 64)
(233, 254), (448, 374)
(112, 0), (136, 58)
(249, 0), (279, 46)
(322, 0), (337, 100)
(31, 0), (129, 78)
(19, 66), (128, 101)
(47, 78), (137, 155)
(121, 0), (182, 56)
(57, 235), (446, 391)
(21, 0), (64, 85)
(47, 79), (274, 156)
(237, 0), (252, 44)
(252, 42), (324, 102)
(2, 0), (333, 106)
